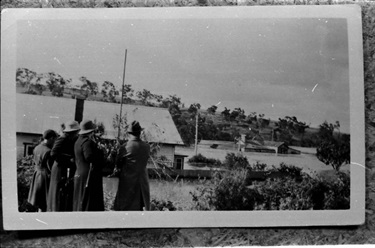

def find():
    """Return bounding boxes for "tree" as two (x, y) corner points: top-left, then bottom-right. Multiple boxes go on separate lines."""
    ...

(80, 76), (98, 98)
(161, 94), (182, 121)
(316, 137), (350, 171)
(207, 105), (218, 115)
(16, 68), (47, 95)
(316, 121), (350, 171)
(177, 120), (196, 146)
(136, 89), (154, 106)
(221, 107), (231, 121)
(230, 108), (246, 122)
(188, 103), (201, 115)
(120, 84), (134, 104)
(101, 81), (118, 103)
(16, 68), (37, 87)
(46, 72), (69, 97)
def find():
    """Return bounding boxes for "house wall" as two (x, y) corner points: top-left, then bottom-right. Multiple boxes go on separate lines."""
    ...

(16, 133), (42, 158)
(158, 144), (175, 162)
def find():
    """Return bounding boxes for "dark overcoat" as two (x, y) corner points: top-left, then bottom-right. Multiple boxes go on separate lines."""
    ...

(114, 136), (151, 211)
(72, 135), (104, 211)
(47, 133), (77, 212)
(27, 142), (53, 211)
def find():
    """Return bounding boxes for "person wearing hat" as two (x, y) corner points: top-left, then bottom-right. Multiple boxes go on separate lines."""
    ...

(47, 120), (80, 212)
(113, 120), (151, 211)
(72, 119), (105, 211)
(27, 129), (58, 212)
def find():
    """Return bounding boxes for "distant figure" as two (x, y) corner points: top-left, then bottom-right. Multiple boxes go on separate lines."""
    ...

(27, 129), (57, 212)
(72, 120), (105, 211)
(114, 121), (151, 211)
(47, 121), (80, 212)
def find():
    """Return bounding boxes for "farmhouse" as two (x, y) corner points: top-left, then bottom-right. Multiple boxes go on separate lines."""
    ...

(16, 93), (185, 167)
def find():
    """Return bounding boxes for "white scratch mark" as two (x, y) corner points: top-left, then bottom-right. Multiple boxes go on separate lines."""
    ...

(36, 219), (48, 225)
(54, 57), (62, 65)
(351, 162), (369, 170)
(312, 84), (318, 92)
(216, 102), (221, 106)
(272, 104), (274, 108)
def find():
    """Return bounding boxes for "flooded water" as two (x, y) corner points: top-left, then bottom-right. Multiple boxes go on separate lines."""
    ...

(177, 146), (350, 174)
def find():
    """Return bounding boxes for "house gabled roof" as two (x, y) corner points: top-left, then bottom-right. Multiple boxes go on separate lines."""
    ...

(16, 93), (184, 145)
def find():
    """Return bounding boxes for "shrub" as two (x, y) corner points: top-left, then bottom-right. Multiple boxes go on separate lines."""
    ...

(188, 153), (222, 167)
(150, 199), (177, 211)
(191, 169), (262, 211)
(250, 161), (268, 171)
(191, 165), (350, 211)
(190, 184), (214, 211)
(17, 155), (36, 212)
(222, 152), (250, 170)
(320, 171), (350, 210)
(269, 163), (303, 180)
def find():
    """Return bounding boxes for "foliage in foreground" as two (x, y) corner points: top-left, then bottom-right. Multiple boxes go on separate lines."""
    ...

(190, 163), (350, 211)
(17, 155), (37, 212)
(188, 153), (222, 167)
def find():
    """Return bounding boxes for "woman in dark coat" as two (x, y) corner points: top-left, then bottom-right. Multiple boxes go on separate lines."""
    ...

(47, 121), (80, 212)
(114, 121), (151, 211)
(72, 119), (105, 211)
(27, 129), (57, 212)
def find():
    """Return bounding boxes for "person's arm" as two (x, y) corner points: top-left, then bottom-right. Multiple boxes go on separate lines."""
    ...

(81, 139), (95, 163)
(45, 150), (54, 173)
(50, 136), (72, 164)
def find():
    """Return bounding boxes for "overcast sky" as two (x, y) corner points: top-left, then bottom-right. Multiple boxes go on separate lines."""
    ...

(16, 14), (350, 133)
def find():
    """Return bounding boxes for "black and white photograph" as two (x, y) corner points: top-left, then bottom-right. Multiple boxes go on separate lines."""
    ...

(1, 6), (365, 230)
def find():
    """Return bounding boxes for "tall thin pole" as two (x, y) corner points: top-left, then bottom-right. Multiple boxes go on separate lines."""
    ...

(194, 112), (198, 156)
(118, 49), (127, 141)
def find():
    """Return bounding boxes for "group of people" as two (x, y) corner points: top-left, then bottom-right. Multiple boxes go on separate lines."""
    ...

(27, 119), (151, 212)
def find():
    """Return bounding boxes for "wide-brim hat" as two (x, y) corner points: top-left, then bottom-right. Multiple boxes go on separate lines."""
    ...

(63, 121), (80, 132)
(127, 120), (144, 134)
(79, 119), (96, 135)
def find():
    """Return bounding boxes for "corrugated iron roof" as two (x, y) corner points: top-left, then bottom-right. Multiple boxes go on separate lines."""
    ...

(16, 93), (184, 145)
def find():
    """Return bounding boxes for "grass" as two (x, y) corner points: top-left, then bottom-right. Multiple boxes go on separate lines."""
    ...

(103, 178), (209, 211)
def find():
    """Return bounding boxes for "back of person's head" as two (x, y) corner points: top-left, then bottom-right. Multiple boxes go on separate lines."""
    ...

(127, 121), (143, 136)
(43, 129), (58, 140)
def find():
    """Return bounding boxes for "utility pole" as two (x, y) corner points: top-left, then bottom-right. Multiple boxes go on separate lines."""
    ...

(194, 111), (198, 156)
(118, 49), (127, 141)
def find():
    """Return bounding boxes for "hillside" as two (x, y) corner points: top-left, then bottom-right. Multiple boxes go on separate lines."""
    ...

(179, 108), (321, 147)
(16, 84), (336, 147)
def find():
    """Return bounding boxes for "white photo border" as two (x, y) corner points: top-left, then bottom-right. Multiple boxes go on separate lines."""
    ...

(1, 5), (365, 230)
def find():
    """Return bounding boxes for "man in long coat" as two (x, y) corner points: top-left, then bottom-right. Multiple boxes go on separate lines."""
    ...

(47, 121), (80, 212)
(27, 129), (57, 212)
(72, 119), (105, 211)
(114, 121), (151, 211)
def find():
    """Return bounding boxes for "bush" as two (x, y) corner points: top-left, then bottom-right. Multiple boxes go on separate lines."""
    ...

(269, 163), (303, 180)
(191, 165), (350, 211)
(222, 152), (250, 170)
(188, 153), (222, 167)
(150, 199), (177, 211)
(191, 169), (262, 211)
(17, 155), (36, 212)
